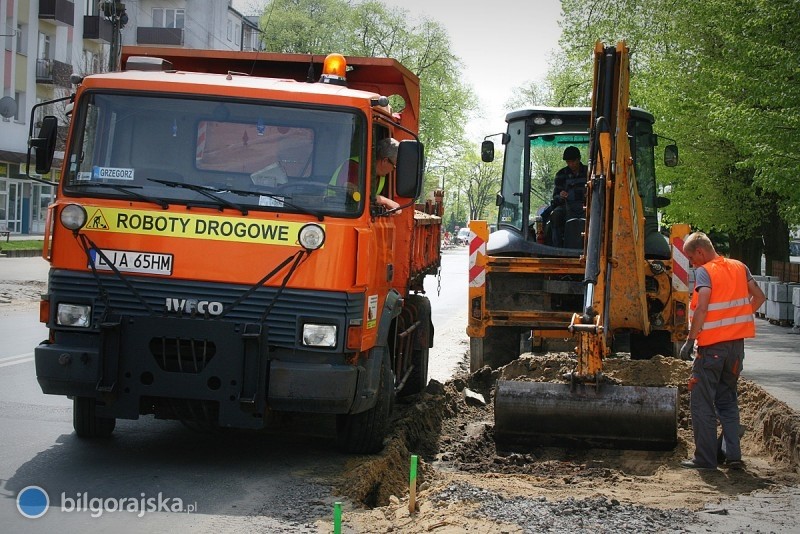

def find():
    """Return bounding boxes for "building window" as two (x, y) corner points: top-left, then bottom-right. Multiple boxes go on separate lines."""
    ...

(153, 8), (185, 29)
(226, 20), (232, 41)
(17, 24), (26, 55)
(38, 32), (51, 60)
(235, 24), (241, 46)
(14, 92), (24, 123)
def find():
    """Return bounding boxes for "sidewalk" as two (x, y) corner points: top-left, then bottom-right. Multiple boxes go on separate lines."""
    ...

(4, 233), (45, 241)
(744, 317), (800, 412)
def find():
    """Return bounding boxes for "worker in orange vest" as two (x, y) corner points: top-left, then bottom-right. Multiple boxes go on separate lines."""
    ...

(679, 231), (766, 470)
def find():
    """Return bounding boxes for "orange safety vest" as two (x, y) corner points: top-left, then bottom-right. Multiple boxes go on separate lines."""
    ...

(690, 256), (755, 346)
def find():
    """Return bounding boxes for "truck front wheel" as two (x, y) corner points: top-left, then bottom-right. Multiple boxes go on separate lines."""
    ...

(73, 397), (116, 438)
(336, 355), (394, 454)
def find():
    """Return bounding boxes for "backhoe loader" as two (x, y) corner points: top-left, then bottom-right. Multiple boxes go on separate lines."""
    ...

(469, 41), (691, 449)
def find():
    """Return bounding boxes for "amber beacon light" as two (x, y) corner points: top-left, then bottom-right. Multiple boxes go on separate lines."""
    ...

(320, 53), (347, 85)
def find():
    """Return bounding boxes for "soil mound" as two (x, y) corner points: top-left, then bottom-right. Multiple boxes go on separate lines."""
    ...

(337, 353), (800, 513)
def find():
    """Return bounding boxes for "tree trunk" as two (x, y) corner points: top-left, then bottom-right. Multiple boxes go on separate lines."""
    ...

(728, 236), (763, 275)
(761, 201), (790, 277)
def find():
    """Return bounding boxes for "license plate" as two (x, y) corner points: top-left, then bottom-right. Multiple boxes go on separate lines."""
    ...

(89, 249), (173, 275)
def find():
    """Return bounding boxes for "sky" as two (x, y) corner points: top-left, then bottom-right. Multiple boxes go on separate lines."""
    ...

(233, 0), (564, 142)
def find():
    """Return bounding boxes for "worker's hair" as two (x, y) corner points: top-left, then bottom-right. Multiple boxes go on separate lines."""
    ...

(377, 137), (399, 162)
(683, 231), (715, 254)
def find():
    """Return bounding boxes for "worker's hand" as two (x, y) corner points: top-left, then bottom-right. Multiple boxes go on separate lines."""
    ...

(680, 339), (695, 361)
(560, 191), (569, 199)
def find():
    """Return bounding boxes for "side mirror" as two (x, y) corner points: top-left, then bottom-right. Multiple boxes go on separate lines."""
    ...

(656, 196), (671, 208)
(29, 116), (59, 175)
(481, 140), (495, 163)
(396, 139), (424, 198)
(495, 192), (504, 207)
(664, 144), (678, 167)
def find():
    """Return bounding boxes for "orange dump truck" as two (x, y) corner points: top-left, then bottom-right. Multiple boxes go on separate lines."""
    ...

(27, 48), (441, 453)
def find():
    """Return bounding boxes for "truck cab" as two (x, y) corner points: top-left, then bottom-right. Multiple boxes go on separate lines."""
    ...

(28, 49), (441, 454)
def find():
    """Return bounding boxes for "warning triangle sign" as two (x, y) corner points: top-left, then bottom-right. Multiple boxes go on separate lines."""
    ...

(86, 209), (110, 230)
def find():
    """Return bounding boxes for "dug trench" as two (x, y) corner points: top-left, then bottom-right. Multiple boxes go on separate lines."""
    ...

(336, 353), (800, 532)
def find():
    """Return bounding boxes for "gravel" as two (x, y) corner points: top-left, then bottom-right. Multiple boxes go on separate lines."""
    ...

(432, 481), (699, 533)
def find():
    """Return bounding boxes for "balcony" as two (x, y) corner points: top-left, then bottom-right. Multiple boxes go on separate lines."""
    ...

(39, 0), (75, 27)
(137, 27), (184, 46)
(84, 15), (113, 43)
(36, 59), (74, 87)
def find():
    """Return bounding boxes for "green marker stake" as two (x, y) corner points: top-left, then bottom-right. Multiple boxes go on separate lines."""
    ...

(409, 454), (418, 513)
(333, 501), (342, 534)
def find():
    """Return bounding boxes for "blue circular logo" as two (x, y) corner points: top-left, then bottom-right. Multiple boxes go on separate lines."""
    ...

(16, 486), (49, 519)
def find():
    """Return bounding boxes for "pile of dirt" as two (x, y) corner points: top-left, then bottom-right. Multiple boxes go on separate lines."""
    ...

(0, 279), (46, 307)
(336, 352), (800, 523)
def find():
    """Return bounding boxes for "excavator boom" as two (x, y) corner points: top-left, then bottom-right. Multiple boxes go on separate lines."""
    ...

(492, 41), (679, 450)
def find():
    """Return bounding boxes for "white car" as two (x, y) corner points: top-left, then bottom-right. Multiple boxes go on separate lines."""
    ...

(455, 228), (471, 245)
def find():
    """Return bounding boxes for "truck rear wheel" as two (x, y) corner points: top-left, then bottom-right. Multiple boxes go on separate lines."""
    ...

(336, 355), (394, 454)
(400, 294), (431, 396)
(73, 397), (116, 438)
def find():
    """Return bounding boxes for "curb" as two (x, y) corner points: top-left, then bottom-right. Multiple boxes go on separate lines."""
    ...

(0, 249), (43, 258)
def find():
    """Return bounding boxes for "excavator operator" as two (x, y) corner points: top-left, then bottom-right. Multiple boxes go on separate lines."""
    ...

(548, 146), (588, 247)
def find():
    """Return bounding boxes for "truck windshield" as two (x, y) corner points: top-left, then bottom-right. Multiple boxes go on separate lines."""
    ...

(497, 118), (590, 233)
(63, 92), (366, 217)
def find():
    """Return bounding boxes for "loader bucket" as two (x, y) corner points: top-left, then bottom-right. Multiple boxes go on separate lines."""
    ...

(493, 380), (678, 450)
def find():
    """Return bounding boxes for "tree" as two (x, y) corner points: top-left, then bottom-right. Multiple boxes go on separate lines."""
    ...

(546, 0), (800, 273)
(258, 0), (475, 158)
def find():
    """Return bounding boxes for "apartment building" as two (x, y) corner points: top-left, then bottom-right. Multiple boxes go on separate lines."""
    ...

(0, 0), (261, 235)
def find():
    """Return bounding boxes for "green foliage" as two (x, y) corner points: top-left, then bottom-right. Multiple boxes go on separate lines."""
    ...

(0, 240), (43, 251)
(545, 0), (799, 267)
(258, 0), (475, 156)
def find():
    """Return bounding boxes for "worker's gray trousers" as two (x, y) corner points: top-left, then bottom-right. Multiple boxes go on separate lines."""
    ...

(688, 339), (745, 467)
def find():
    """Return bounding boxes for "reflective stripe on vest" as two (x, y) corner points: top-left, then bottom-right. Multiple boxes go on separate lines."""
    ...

(330, 156), (360, 187)
(691, 257), (755, 346)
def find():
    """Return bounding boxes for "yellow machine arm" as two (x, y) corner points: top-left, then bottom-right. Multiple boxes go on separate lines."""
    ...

(569, 41), (650, 383)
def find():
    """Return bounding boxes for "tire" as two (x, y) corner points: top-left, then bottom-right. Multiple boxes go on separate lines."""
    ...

(401, 295), (431, 396)
(73, 397), (116, 438)
(630, 330), (675, 360)
(336, 355), (394, 454)
(470, 326), (523, 373)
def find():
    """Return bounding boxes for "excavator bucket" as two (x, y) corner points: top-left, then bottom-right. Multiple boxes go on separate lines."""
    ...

(493, 380), (678, 450)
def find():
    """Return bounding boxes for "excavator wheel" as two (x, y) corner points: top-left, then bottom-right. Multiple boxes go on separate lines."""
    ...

(469, 326), (525, 373)
(630, 330), (676, 360)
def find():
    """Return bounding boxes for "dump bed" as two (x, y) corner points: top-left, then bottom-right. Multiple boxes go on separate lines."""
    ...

(410, 191), (443, 290)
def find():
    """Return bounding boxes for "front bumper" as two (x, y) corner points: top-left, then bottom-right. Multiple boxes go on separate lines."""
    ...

(35, 315), (367, 428)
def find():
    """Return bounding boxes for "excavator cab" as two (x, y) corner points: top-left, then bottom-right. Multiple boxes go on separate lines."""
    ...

(485, 108), (670, 259)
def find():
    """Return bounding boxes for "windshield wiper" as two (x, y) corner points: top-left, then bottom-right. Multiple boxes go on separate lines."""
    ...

(147, 178), (248, 215)
(70, 182), (169, 209)
(214, 186), (324, 222)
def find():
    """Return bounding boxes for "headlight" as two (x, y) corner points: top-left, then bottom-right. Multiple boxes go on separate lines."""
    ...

(298, 223), (325, 251)
(302, 324), (336, 347)
(57, 303), (92, 327)
(60, 204), (88, 231)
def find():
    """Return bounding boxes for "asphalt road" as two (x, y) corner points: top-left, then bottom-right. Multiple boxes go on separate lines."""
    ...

(0, 247), (471, 531)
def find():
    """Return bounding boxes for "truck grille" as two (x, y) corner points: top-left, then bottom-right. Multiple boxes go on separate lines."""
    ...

(150, 337), (216, 373)
(48, 269), (363, 348)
